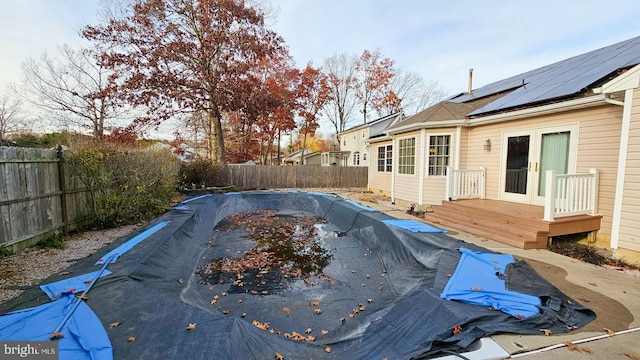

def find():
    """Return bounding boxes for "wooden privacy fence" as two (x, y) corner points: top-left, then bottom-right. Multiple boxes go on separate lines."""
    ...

(0, 147), (91, 252)
(219, 165), (368, 189)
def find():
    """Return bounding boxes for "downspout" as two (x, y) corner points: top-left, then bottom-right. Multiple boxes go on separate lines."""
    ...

(610, 89), (634, 252)
(455, 126), (462, 170)
(391, 135), (396, 204)
(418, 129), (426, 206)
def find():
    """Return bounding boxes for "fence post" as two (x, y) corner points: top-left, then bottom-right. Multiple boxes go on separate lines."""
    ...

(57, 146), (69, 234)
(543, 170), (556, 221)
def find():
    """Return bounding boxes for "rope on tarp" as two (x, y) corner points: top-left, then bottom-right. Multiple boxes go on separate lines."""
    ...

(50, 255), (113, 340)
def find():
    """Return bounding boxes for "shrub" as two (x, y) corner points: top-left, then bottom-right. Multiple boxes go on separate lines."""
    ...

(180, 158), (224, 188)
(66, 142), (180, 228)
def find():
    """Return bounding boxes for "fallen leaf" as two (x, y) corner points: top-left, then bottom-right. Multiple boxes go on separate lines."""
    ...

(567, 299), (572, 304)
(305, 328), (312, 334)
(282, 307), (291, 314)
(109, 322), (121, 329)
(368, 298), (374, 303)
(581, 347), (592, 353)
(588, 282), (598, 287)
(128, 337), (136, 342)
(625, 352), (640, 360)
(275, 352), (284, 360)
(453, 325), (462, 335)
(237, 299), (243, 303)
(471, 287), (482, 291)
(604, 328), (615, 335)
(310, 301), (320, 307)
(221, 292), (228, 296)
(564, 341), (580, 352)
(60, 271), (72, 275)
(314, 308), (323, 314)
(223, 309), (230, 314)
(187, 323), (196, 330)
(75, 294), (89, 300)
(321, 330), (328, 335)
(446, 273), (452, 277)
(325, 347), (331, 353)
(177, 278), (184, 284)
(241, 312), (247, 318)
(348, 314), (355, 318)
(339, 317), (345, 323)
(539, 329), (552, 336)
(50, 332), (64, 340)
(366, 274), (370, 278)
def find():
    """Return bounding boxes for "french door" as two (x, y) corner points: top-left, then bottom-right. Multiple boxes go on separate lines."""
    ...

(500, 124), (577, 205)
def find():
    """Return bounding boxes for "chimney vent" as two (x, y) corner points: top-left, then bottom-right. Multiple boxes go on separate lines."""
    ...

(468, 68), (473, 94)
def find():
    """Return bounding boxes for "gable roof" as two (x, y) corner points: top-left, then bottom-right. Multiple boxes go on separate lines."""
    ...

(448, 35), (640, 116)
(341, 112), (403, 135)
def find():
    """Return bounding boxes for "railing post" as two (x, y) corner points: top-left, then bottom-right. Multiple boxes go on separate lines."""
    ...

(590, 168), (599, 215)
(479, 167), (486, 199)
(445, 166), (452, 201)
(543, 170), (556, 221)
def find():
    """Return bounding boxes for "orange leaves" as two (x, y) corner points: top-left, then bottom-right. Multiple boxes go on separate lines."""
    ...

(50, 332), (64, 340)
(252, 320), (270, 330)
(186, 323), (197, 330)
(128, 337), (136, 342)
(564, 341), (592, 353)
(281, 307), (291, 315)
(539, 329), (552, 336)
(275, 352), (285, 360)
(453, 325), (463, 335)
(588, 282), (598, 287)
(325, 347), (331, 353)
(309, 301), (320, 307)
(109, 322), (121, 329)
(314, 308), (323, 314)
(283, 331), (315, 342)
(604, 328), (615, 335)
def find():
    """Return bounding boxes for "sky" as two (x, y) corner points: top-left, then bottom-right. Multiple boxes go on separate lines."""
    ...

(1, 0), (639, 136)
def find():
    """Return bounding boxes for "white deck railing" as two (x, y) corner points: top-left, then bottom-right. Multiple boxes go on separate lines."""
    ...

(446, 167), (485, 200)
(543, 169), (599, 221)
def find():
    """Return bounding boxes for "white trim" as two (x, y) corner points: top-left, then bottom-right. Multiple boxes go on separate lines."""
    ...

(455, 126), (461, 170)
(611, 88), (634, 250)
(396, 135), (418, 176)
(391, 135), (396, 204)
(468, 95), (606, 126)
(425, 132), (455, 178)
(599, 63), (640, 93)
(385, 119), (467, 135)
(418, 129), (425, 205)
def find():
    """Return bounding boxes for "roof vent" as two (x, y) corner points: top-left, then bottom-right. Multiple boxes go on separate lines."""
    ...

(468, 68), (473, 93)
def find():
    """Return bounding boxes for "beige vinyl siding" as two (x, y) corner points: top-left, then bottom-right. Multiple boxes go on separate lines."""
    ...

(368, 139), (393, 195)
(619, 88), (640, 251)
(393, 130), (422, 203)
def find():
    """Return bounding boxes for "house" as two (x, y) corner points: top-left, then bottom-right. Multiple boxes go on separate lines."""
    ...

(281, 149), (312, 165)
(301, 150), (351, 166)
(368, 35), (640, 259)
(339, 112), (403, 166)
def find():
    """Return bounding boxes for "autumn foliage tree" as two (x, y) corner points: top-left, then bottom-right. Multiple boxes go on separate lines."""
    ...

(354, 49), (395, 124)
(82, 0), (286, 165)
(295, 64), (330, 164)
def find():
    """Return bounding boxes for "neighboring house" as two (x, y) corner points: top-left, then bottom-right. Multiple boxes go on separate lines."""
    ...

(368, 35), (640, 259)
(0, 139), (16, 147)
(281, 149), (312, 165)
(302, 151), (351, 166)
(339, 112), (403, 167)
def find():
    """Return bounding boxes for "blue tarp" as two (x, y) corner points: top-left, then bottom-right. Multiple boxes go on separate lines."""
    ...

(40, 271), (113, 300)
(382, 219), (447, 233)
(441, 248), (541, 319)
(0, 294), (113, 360)
(95, 221), (169, 264)
(181, 194), (212, 203)
(345, 199), (376, 211)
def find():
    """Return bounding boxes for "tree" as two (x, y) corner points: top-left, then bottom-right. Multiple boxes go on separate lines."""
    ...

(0, 94), (24, 140)
(82, 0), (286, 165)
(295, 64), (330, 165)
(322, 52), (358, 144)
(389, 70), (446, 115)
(354, 49), (395, 124)
(16, 44), (124, 140)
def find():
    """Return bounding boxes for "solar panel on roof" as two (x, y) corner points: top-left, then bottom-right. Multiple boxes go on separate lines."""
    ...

(458, 36), (640, 116)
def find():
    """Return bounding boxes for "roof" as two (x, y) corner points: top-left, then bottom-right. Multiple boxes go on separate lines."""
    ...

(341, 112), (403, 134)
(449, 35), (640, 116)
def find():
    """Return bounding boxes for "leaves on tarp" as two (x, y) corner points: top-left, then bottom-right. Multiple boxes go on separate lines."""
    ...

(325, 347), (331, 353)
(275, 352), (285, 360)
(128, 337), (136, 342)
(109, 322), (121, 329)
(50, 332), (64, 340)
(453, 325), (462, 335)
(186, 323), (197, 330)
(539, 329), (552, 336)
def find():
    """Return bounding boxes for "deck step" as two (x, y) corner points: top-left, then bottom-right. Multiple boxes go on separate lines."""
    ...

(424, 200), (601, 250)
(425, 208), (548, 249)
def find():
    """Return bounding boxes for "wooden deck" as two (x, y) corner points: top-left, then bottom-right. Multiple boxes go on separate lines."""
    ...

(424, 199), (602, 249)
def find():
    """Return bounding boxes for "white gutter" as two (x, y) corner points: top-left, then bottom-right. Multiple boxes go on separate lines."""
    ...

(610, 88), (634, 251)
(468, 94), (607, 126)
(385, 119), (467, 135)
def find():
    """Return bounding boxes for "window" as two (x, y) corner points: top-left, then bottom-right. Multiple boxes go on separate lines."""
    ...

(353, 152), (360, 165)
(377, 145), (393, 172)
(398, 138), (415, 174)
(428, 135), (450, 176)
(363, 153), (367, 161)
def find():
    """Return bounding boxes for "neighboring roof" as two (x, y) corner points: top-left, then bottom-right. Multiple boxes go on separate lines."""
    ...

(450, 35), (640, 116)
(341, 112), (403, 134)
(369, 112), (404, 139)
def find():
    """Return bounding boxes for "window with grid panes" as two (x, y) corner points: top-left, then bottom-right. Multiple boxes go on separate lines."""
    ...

(428, 135), (450, 176)
(397, 138), (415, 174)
